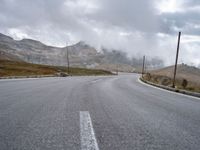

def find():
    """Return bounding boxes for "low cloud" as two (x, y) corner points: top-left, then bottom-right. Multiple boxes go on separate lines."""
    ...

(0, 0), (199, 66)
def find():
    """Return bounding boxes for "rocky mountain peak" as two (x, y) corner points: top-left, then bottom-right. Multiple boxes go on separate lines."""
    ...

(0, 33), (14, 41)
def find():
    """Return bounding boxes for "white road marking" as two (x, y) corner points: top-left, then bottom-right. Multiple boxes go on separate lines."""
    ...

(80, 111), (99, 150)
(138, 78), (200, 100)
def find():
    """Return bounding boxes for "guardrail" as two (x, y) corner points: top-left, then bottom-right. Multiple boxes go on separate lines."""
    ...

(140, 77), (200, 98)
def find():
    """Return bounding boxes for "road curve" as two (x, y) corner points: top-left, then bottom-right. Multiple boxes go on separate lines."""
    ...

(0, 73), (200, 150)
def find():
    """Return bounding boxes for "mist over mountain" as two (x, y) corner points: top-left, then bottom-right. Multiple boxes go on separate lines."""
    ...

(1, 0), (200, 67)
(0, 33), (164, 72)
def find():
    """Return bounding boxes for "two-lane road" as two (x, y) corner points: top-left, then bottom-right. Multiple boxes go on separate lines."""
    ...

(0, 74), (200, 149)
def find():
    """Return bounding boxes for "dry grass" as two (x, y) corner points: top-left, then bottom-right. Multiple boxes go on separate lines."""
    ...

(0, 60), (113, 77)
(143, 64), (200, 93)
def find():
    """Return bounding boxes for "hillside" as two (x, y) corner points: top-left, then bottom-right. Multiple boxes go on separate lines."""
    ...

(0, 51), (22, 61)
(144, 64), (200, 93)
(0, 34), (113, 77)
(0, 33), (135, 71)
(0, 33), (164, 72)
(0, 59), (113, 77)
(0, 33), (100, 67)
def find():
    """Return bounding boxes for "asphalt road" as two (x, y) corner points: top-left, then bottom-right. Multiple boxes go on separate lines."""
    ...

(0, 74), (200, 150)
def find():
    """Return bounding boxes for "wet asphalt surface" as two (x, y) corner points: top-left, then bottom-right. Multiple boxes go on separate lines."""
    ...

(0, 74), (200, 150)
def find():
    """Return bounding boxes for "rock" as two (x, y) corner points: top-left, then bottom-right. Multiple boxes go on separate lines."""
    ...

(55, 72), (69, 77)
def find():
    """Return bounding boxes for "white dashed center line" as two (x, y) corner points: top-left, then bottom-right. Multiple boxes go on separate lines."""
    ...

(80, 111), (99, 150)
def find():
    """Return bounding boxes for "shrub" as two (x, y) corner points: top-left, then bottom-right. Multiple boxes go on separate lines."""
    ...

(144, 73), (151, 81)
(182, 79), (188, 89)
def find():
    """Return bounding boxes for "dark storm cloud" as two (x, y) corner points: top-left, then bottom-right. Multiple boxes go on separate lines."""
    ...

(0, 0), (199, 66)
(183, 0), (200, 6)
(0, 0), (158, 35)
(87, 0), (159, 32)
(159, 9), (200, 35)
(157, 0), (200, 35)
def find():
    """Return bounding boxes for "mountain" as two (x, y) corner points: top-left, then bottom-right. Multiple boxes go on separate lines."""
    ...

(0, 51), (22, 61)
(0, 33), (136, 72)
(0, 33), (163, 72)
(0, 33), (101, 66)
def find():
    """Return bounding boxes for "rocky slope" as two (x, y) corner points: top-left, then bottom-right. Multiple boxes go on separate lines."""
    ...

(0, 33), (136, 71)
(0, 33), (163, 72)
(0, 33), (101, 67)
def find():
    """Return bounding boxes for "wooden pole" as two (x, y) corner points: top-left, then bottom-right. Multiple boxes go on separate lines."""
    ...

(66, 43), (70, 75)
(142, 55), (145, 78)
(172, 32), (181, 88)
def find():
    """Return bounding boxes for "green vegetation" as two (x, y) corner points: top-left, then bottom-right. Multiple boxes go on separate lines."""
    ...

(0, 60), (113, 77)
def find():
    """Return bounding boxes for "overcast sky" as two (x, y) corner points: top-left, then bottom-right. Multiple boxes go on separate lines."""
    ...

(0, 0), (200, 66)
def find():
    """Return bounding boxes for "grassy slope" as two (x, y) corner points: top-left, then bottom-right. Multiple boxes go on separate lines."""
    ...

(0, 60), (113, 77)
(144, 64), (200, 93)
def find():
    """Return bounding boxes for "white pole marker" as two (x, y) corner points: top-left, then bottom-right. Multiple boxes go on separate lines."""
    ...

(80, 111), (99, 150)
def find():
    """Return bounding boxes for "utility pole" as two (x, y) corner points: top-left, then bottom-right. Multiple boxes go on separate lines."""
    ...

(145, 57), (147, 73)
(66, 43), (70, 75)
(172, 31), (181, 88)
(142, 55), (145, 78)
(116, 64), (119, 75)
